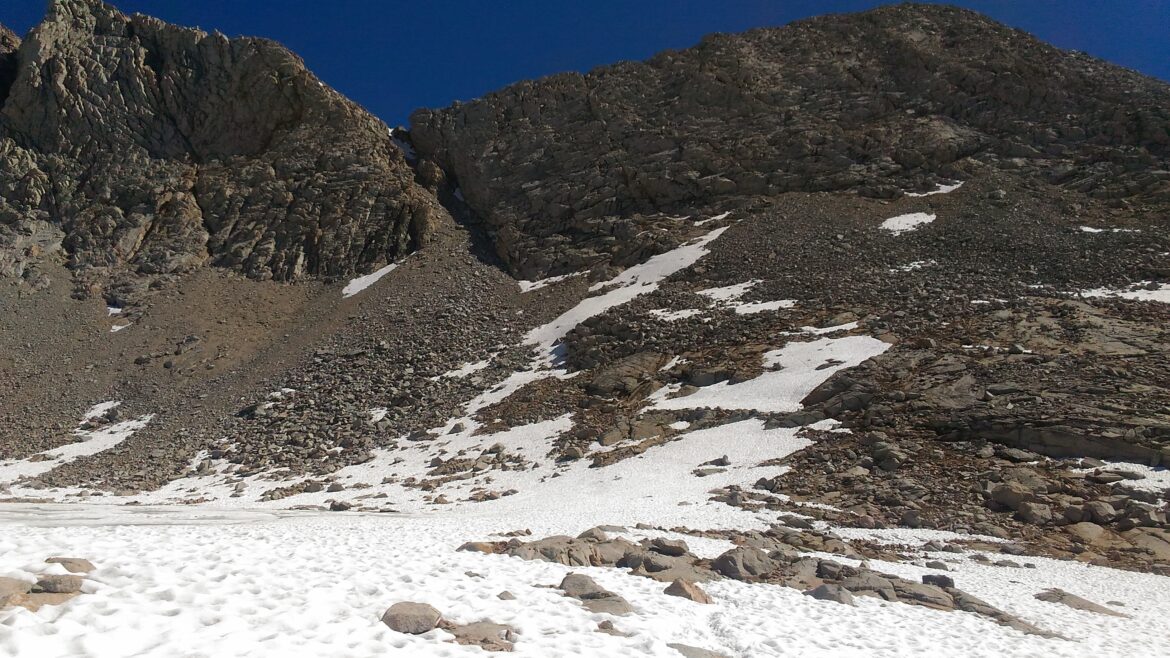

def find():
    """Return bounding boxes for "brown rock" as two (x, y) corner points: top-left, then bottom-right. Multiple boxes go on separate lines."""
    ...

(664, 578), (712, 604)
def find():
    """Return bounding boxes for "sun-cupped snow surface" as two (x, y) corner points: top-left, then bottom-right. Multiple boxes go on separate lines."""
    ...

(342, 261), (403, 298)
(0, 403), (152, 487)
(1081, 281), (1170, 304)
(4, 498), (1169, 658)
(650, 335), (889, 413)
(880, 212), (937, 235)
(905, 181), (963, 197)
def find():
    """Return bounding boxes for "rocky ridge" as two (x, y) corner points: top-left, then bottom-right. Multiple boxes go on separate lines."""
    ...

(0, 0), (439, 302)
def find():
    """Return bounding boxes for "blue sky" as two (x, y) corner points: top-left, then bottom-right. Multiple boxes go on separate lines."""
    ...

(4, 1), (1169, 125)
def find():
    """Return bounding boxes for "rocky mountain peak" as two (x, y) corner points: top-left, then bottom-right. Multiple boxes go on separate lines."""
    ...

(411, 2), (1170, 280)
(0, 0), (440, 299)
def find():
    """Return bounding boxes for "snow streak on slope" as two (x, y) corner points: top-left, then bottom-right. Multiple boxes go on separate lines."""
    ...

(528, 226), (728, 364)
(0, 404), (152, 486)
(342, 261), (403, 298)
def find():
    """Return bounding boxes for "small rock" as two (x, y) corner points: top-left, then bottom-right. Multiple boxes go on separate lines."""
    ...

(45, 557), (96, 574)
(922, 574), (955, 588)
(664, 578), (711, 604)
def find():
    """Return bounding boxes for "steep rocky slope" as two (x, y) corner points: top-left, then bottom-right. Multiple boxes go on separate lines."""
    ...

(0, 0), (1168, 584)
(410, 4), (1170, 278)
(0, 0), (438, 302)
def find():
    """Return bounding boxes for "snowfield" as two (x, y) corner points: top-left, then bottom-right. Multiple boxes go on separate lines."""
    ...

(3, 213), (1169, 657)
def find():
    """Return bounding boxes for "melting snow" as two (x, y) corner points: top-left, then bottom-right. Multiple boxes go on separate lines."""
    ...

(695, 279), (795, 314)
(697, 280), (760, 302)
(880, 212), (937, 235)
(891, 260), (936, 273)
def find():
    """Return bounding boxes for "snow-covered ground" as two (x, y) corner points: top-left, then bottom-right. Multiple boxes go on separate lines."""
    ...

(3, 493), (1168, 657)
(4, 212), (1169, 657)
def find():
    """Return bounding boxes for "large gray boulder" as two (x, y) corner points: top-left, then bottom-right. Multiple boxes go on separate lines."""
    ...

(381, 602), (442, 635)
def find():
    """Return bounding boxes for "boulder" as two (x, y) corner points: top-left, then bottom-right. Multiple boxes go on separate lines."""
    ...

(381, 602), (442, 635)
(1034, 588), (1129, 617)
(711, 547), (775, 582)
(804, 583), (855, 605)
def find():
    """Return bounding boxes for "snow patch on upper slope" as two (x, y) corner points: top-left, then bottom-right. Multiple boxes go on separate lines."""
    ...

(342, 261), (403, 298)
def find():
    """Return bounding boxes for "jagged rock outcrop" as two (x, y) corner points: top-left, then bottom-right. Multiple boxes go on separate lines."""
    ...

(410, 4), (1170, 279)
(0, 0), (440, 299)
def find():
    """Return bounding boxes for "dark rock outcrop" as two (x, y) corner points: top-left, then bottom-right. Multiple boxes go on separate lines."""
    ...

(0, 0), (440, 298)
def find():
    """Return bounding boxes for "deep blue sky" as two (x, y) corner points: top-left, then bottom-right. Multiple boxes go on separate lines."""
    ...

(4, 1), (1169, 126)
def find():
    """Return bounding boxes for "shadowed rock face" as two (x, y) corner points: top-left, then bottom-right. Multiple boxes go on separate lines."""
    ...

(410, 4), (1170, 280)
(0, 0), (439, 298)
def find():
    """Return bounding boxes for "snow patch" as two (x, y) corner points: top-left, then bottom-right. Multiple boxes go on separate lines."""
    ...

(880, 212), (937, 235)
(1082, 281), (1170, 304)
(518, 272), (583, 293)
(0, 405), (152, 487)
(342, 262), (402, 298)
(651, 335), (889, 413)
(905, 181), (963, 197)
